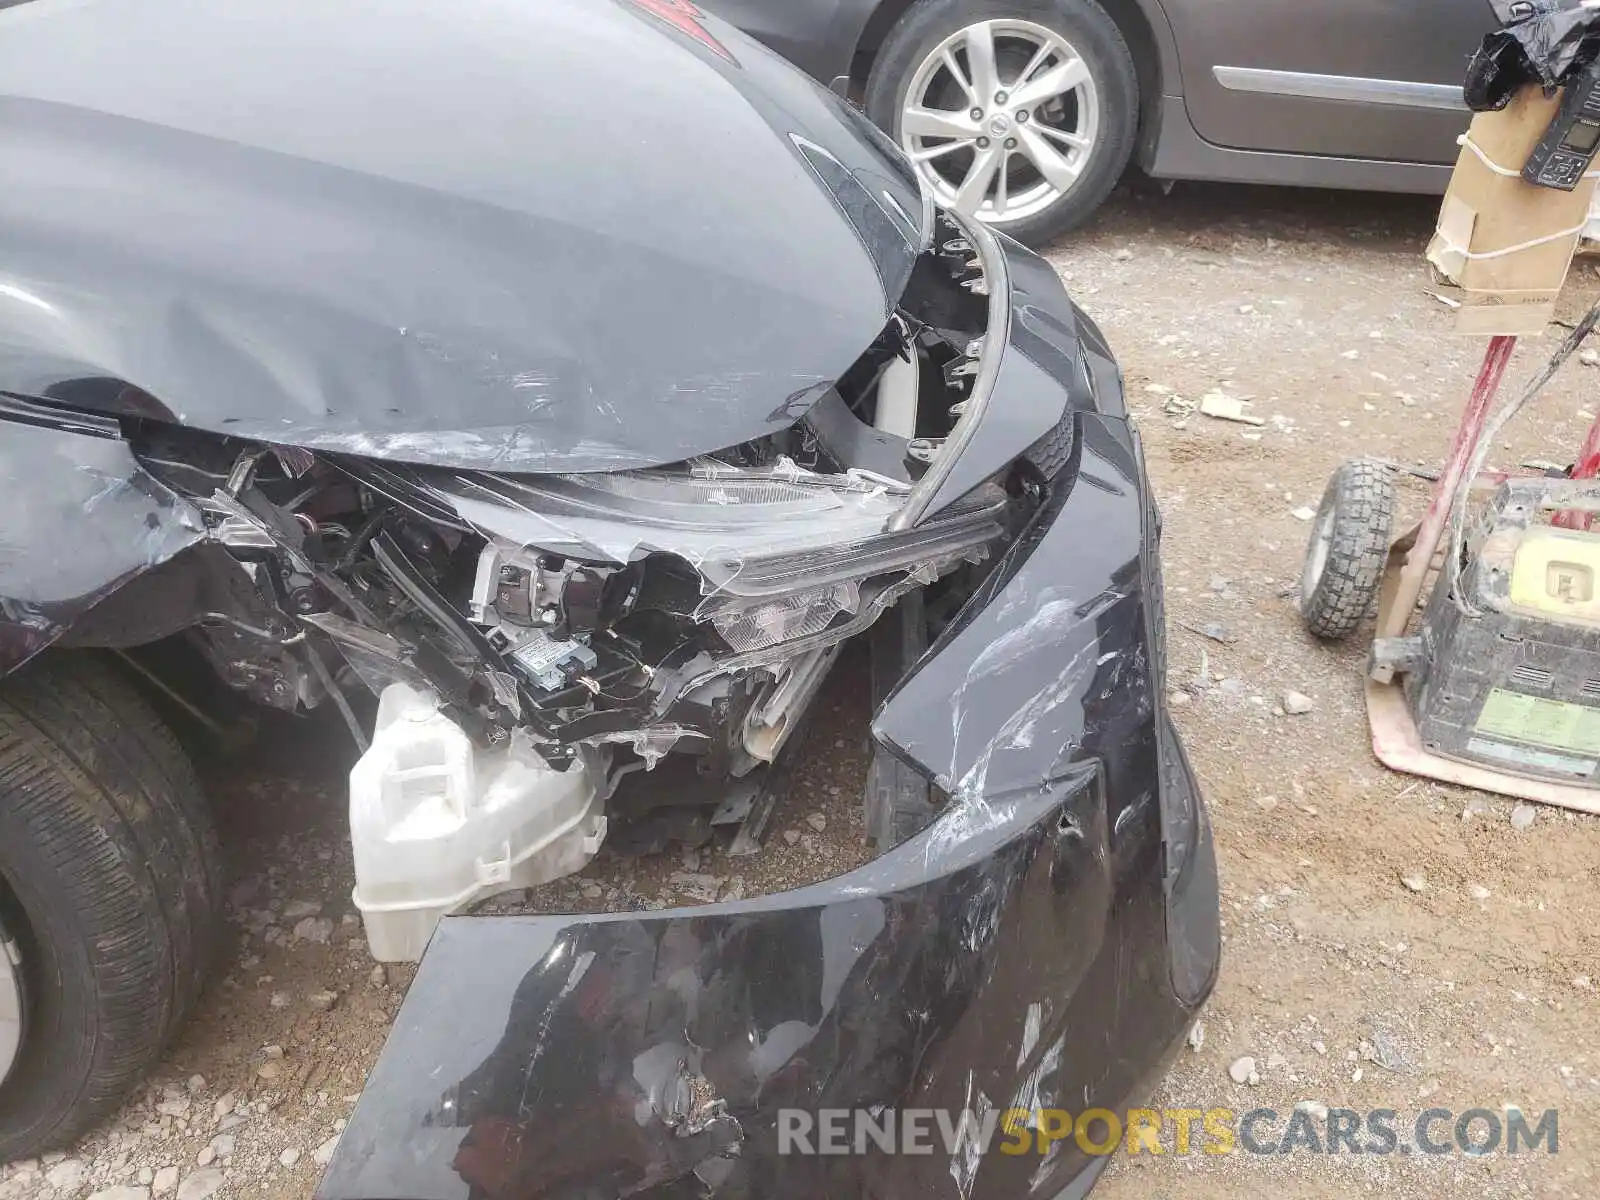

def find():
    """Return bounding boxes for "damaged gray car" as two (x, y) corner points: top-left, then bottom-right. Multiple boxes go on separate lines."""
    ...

(0, 0), (1217, 1192)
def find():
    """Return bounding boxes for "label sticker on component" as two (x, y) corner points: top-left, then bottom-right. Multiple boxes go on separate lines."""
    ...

(1474, 687), (1600, 756)
(1465, 736), (1597, 778)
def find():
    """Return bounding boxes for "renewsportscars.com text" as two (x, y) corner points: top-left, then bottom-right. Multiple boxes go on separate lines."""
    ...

(776, 1105), (1558, 1158)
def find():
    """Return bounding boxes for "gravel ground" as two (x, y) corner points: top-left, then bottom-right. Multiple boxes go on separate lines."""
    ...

(3, 177), (1599, 1200)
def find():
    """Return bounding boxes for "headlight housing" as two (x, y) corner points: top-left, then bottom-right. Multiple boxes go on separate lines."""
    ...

(448, 456), (1007, 658)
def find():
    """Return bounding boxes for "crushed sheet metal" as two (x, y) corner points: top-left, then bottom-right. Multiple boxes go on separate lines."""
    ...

(0, 0), (924, 472)
(0, 409), (204, 673)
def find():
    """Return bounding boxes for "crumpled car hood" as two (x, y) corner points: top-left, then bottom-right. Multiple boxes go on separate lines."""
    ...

(0, 0), (924, 471)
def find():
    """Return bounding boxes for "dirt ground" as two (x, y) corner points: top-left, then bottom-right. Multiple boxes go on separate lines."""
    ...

(4, 177), (1600, 1200)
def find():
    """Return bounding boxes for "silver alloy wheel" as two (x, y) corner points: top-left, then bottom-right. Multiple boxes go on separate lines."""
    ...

(0, 917), (22, 1088)
(899, 19), (1100, 225)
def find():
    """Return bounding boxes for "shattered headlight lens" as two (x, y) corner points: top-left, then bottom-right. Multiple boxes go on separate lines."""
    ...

(449, 458), (1007, 655)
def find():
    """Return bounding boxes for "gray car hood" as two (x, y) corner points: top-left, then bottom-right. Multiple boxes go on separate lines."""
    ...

(0, 0), (925, 471)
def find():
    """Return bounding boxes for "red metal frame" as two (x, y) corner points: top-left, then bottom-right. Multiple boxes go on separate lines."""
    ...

(1376, 335), (1517, 642)
(1555, 379), (1600, 529)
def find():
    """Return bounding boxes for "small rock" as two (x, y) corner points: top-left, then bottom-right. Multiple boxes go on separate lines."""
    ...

(292, 916), (335, 944)
(155, 1096), (190, 1118)
(1187, 1020), (1205, 1053)
(1469, 883), (1491, 901)
(87, 1188), (149, 1200)
(1169, 690), (1191, 707)
(209, 1136), (234, 1159)
(263, 1043), (285, 1059)
(1352, 1067), (1364, 1083)
(281, 899), (322, 921)
(307, 989), (339, 1013)
(1367, 1030), (1407, 1072)
(1581, 348), (1600, 367)
(211, 1091), (237, 1122)
(1295, 1100), (1330, 1121)
(1418, 1079), (1439, 1098)
(1340, 349), (1360, 360)
(368, 964), (387, 989)
(1208, 575), (1230, 593)
(1228, 1056), (1258, 1085)
(1312, 1040), (1327, 1056)
(782, 829), (801, 846)
(46, 1159), (87, 1192)
(185, 1075), (206, 1094)
(269, 990), (291, 1009)
(1112, 247), (1133, 261)
(1510, 803), (1537, 831)
(137, 1170), (154, 1188)
(312, 1133), (343, 1167)
(216, 1114), (242, 1132)
(1401, 873), (1427, 893)
(579, 881), (603, 900)
(1290, 506), (1316, 521)
(805, 813), (827, 833)
(278, 1148), (301, 1169)
(256, 1060), (282, 1081)
(1266, 1052), (1287, 1070)
(175, 1170), (223, 1200)
(1253, 794), (1279, 811)
(195, 1148), (215, 1169)
(1281, 690), (1315, 715)
(151, 1167), (179, 1197)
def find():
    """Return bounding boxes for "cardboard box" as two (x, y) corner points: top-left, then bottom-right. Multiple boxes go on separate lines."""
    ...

(1426, 86), (1597, 335)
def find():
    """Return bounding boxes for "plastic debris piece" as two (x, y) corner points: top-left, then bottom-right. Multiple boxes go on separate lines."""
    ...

(1198, 391), (1265, 425)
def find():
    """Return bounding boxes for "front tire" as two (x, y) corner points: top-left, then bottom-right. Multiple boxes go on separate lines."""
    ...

(866, 0), (1138, 245)
(0, 656), (221, 1159)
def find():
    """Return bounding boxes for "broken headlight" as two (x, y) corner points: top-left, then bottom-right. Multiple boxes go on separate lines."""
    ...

(459, 457), (1008, 681)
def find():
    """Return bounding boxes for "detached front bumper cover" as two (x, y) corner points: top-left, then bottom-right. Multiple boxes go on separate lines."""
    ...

(320, 248), (1220, 1198)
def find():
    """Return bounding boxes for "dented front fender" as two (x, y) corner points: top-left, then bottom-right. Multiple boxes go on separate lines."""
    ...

(0, 398), (204, 675)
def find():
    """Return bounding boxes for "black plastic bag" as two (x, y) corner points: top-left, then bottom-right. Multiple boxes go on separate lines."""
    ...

(1467, 0), (1600, 111)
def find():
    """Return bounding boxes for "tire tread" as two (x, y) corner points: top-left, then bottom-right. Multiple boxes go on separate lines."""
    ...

(0, 655), (219, 1158)
(1299, 459), (1396, 641)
